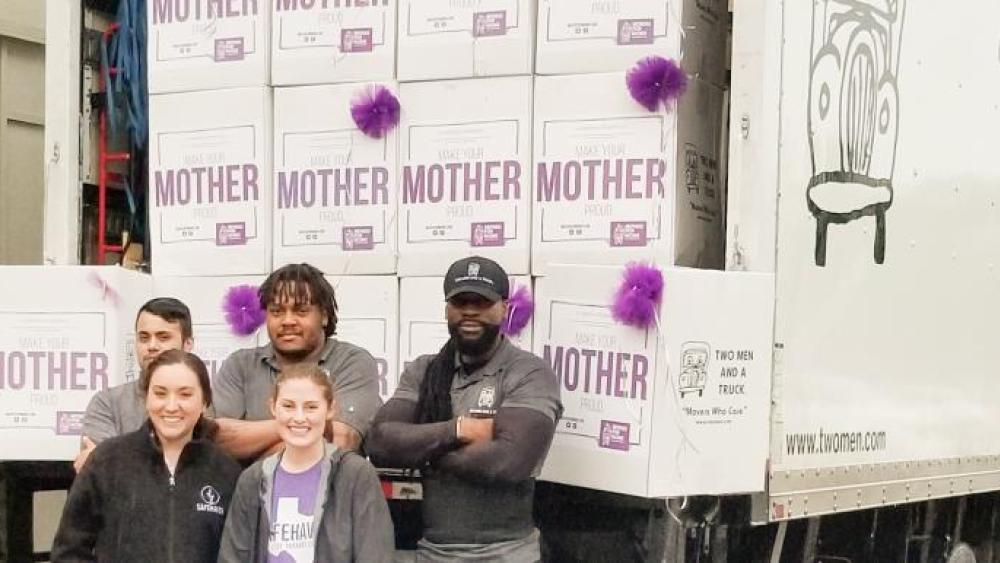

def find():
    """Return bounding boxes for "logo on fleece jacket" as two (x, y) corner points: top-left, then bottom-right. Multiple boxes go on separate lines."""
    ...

(196, 485), (224, 515)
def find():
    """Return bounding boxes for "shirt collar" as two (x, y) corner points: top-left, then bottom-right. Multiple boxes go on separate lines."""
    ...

(455, 337), (512, 379)
(259, 338), (337, 372)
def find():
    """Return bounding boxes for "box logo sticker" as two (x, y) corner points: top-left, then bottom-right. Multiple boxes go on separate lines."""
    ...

(599, 420), (630, 451)
(471, 222), (505, 247)
(214, 38), (246, 62)
(473, 11), (507, 37)
(56, 411), (85, 436)
(341, 28), (374, 53)
(617, 19), (655, 45)
(216, 222), (247, 246)
(343, 226), (375, 251)
(610, 222), (648, 247)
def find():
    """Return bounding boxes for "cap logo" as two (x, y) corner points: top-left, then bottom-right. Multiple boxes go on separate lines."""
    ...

(468, 262), (481, 277)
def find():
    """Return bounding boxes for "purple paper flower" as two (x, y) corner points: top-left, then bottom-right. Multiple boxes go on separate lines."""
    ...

(611, 262), (664, 328)
(502, 284), (534, 337)
(350, 84), (400, 139)
(223, 284), (265, 336)
(626, 56), (687, 112)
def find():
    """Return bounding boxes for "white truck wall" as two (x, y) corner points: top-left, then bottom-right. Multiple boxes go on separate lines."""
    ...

(765, 0), (1000, 521)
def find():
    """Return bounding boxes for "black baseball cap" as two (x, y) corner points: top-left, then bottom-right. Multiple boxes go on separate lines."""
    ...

(443, 256), (510, 302)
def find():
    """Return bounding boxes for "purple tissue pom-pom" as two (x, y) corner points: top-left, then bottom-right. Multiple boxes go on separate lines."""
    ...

(611, 263), (664, 328)
(502, 284), (534, 337)
(223, 284), (265, 336)
(350, 84), (400, 139)
(626, 56), (687, 112)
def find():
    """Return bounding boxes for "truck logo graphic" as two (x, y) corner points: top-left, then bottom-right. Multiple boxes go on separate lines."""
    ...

(806, 0), (906, 266)
(679, 341), (710, 398)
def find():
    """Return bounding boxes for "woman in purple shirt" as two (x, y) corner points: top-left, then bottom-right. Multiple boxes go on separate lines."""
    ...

(218, 363), (393, 562)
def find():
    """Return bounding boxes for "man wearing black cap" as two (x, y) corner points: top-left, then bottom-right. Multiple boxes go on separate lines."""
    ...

(369, 256), (562, 561)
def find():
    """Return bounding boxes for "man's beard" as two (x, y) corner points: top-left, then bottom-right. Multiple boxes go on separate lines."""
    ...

(447, 321), (501, 357)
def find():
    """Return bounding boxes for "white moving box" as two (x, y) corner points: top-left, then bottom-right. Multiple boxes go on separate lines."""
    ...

(397, 77), (533, 276)
(398, 276), (532, 373)
(148, 0), (270, 93)
(273, 84), (398, 274)
(271, 0), (396, 86)
(328, 276), (398, 401)
(535, 0), (727, 86)
(150, 87), (273, 276)
(534, 264), (774, 497)
(532, 73), (725, 275)
(396, 0), (534, 81)
(0, 267), (150, 460)
(152, 276), (265, 381)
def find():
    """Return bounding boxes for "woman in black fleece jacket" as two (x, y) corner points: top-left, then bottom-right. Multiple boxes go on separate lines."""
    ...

(52, 350), (241, 563)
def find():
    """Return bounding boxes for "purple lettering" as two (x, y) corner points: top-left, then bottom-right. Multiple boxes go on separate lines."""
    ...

(614, 352), (630, 398)
(352, 168), (369, 205)
(152, 0), (174, 24)
(647, 158), (666, 197)
(632, 354), (648, 401)
(333, 168), (350, 206)
(563, 161), (581, 201)
(242, 163), (260, 201)
(402, 165), (426, 204)
(0, 351), (108, 391)
(603, 158), (623, 199)
(426, 164), (444, 203)
(71, 352), (87, 391)
(49, 351), (67, 390)
(595, 350), (614, 396)
(8, 352), (25, 389)
(27, 351), (45, 390)
(461, 162), (479, 201)
(371, 167), (389, 205)
(155, 171), (176, 207)
(278, 171), (299, 209)
(503, 161), (521, 200)
(537, 162), (561, 202)
(625, 158), (643, 199)
(536, 158), (667, 202)
(582, 160), (600, 199)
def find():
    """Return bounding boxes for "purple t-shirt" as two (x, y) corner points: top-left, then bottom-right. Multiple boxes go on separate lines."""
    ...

(268, 460), (323, 563)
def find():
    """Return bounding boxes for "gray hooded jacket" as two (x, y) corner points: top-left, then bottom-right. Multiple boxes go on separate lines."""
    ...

(217, 444), (394, 563)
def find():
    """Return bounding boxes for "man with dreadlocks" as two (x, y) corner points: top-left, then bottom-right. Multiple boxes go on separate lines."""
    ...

(212, 263), (382, 459)
(369, 256), (562, 561)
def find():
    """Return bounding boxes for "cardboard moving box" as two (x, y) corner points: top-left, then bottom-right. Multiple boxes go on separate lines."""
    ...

(149, 87), (273, 276)
(397, 77), (533, 276)
(273, 84), (398, 275)
(532, 73), (726, 275)
(534, 264), (774, 497)
(271, 0), (396, 85)
(148, 0), (270, 93)
(396, 0), (534, 81)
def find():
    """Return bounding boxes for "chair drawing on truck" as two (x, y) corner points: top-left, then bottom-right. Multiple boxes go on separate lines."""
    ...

(679, 341), (710, 398)
(807, 0), (905, 266)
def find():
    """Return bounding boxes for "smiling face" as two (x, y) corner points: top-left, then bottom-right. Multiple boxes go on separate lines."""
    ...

(145, 362), (206, 447)
(270, 376), (334, 451)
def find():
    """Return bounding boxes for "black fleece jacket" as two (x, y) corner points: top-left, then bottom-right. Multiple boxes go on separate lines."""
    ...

(51, 420), (241, 563)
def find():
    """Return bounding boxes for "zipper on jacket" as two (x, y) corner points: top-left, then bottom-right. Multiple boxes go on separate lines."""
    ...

(168, 473), (176, 563)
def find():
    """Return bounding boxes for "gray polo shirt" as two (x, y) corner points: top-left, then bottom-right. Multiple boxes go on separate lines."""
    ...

(212, 338), (382, 437)
(394, 337), (563, 477)
(82, 380), (147, 444)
